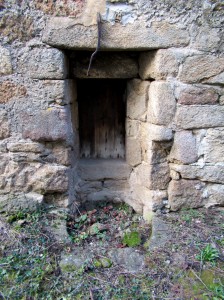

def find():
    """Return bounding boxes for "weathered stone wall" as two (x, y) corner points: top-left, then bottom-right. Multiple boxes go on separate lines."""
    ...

(0, 0), (224, 216)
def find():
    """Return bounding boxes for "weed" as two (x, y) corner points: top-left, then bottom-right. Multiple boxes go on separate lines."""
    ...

(122, 231), (141, 247)
(197, 244), (219, 263)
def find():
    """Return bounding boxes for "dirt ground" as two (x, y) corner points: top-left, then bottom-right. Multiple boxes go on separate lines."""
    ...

(0, 202), (223, 299)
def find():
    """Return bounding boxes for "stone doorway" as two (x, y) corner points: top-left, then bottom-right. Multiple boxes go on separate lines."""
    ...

(68, 51), (171, 219)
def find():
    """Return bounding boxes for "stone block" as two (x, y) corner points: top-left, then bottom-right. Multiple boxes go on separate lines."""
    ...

(126, 119), (140, 137)
(42, 18), (190, 50)
(141, 123), (173, 142)
(0, 80), (27, 104)
(141, 137), (170, 165)
(204, 184), (224, 207)
(127, 79), (149, 121)
(170, 163), (224, 184)
(20, 48), (68, 79)
(136, 162), (170, 190)
(0, 111), (10, 139)
(169, 130), (197, 164)
(199, 128), (224, 163)
(139, 49), (179, 80)
(126, 137), (141, 167)
(51, 144), (72, 166)
(205, 72), (224, 85)
(175, 105), (224, 129)
(0, 46), (12, 76)
(191, 25), (221, 52)
(78, 159), (131, 181)
(22, 107), (73, 143)
(177, 85), (218, 105)
(29, 165), (69, 193)
(7, 141), (44, 153)
(73, 52), (138, 78)
(148, 81), (176, 126)
(178, 55), (224, 83)
(168, 179), (205, 211)
(0, 192), (43, 213)
(220, 95), (224, 105)
(40, 80), (75, 105)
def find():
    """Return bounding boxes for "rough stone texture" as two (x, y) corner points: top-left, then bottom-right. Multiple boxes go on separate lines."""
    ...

(127, 79), (149, 121)
(22, 107), (73, 143)
(177, 85), (219, 105)
(148, 81), (176, 126)
(178, 55), (224, 83)
(205, 184), (224, 207)
(168, 179), (206, 211)
(175, 105), (224, 129)
(29, 165), (69, 194)
(126, 137), (141, 167)
(20, 48), (68, 79)
(199, 128), (224, 164)
(170, 164), (224, 185)
(73, 52), (138, 78)
(1, 0), (224, 215)
(139, 49), (179, 80)
(205, 72), (224, 85)
(7, 142), (44, 153)
(169, 131), (198, 164)
(78, 159), (131, 181)
(0, 111), (10, 139)
(0, 192), (43, 213)
(108, 248), (144, 272)
(0, 46), (12, 76)
(135, 162), (170, 190)
(148, 216), (172, 250)
(0, 80), (27, 103)
(42, 18), (190, 50)
(141, 123), (173, 142)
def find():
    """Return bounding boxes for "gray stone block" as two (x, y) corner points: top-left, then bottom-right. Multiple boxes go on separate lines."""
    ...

(42, 18), (190, 50)
(175, 105), (224, 129)
(20, 48), (68, 79)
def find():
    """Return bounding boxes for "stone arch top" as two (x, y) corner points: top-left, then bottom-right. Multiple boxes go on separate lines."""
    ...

(42, 17), (189, 51)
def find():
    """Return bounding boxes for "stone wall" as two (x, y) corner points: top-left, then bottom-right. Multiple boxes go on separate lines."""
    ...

(0, 0), (224, 217)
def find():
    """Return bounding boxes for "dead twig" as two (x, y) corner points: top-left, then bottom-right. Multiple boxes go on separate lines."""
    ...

(87, 12), (102, 76)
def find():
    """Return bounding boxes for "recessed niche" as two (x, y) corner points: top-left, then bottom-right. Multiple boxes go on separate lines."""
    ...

(77, 79), (126, 159)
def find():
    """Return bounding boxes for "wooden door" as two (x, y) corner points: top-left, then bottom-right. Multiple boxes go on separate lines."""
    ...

(78, 79), (126, 159)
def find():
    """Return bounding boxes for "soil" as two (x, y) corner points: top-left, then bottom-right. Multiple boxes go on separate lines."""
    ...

(0, 203), (224, 299)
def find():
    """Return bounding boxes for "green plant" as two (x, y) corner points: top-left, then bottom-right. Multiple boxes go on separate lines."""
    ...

(122, 231), (141, 247)
(197, 244), (219, 263)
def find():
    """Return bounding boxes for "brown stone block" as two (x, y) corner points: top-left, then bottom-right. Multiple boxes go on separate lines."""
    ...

(178, 86), (218, 105)
(0, 80), (27, 103)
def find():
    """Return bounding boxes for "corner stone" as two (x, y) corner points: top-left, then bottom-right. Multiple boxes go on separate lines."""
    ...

(20, 48), (68, 79)
(148, 81), (176, 126)
(139, 49), (179, 80)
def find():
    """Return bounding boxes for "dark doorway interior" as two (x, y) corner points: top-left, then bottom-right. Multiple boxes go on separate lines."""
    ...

(77, 79), (126, 159)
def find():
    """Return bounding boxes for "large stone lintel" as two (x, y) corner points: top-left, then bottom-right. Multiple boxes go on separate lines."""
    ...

(42, 18), (189, 50)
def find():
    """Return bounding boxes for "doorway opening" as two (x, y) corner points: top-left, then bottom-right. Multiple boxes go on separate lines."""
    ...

(77, 79), (126, 159)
